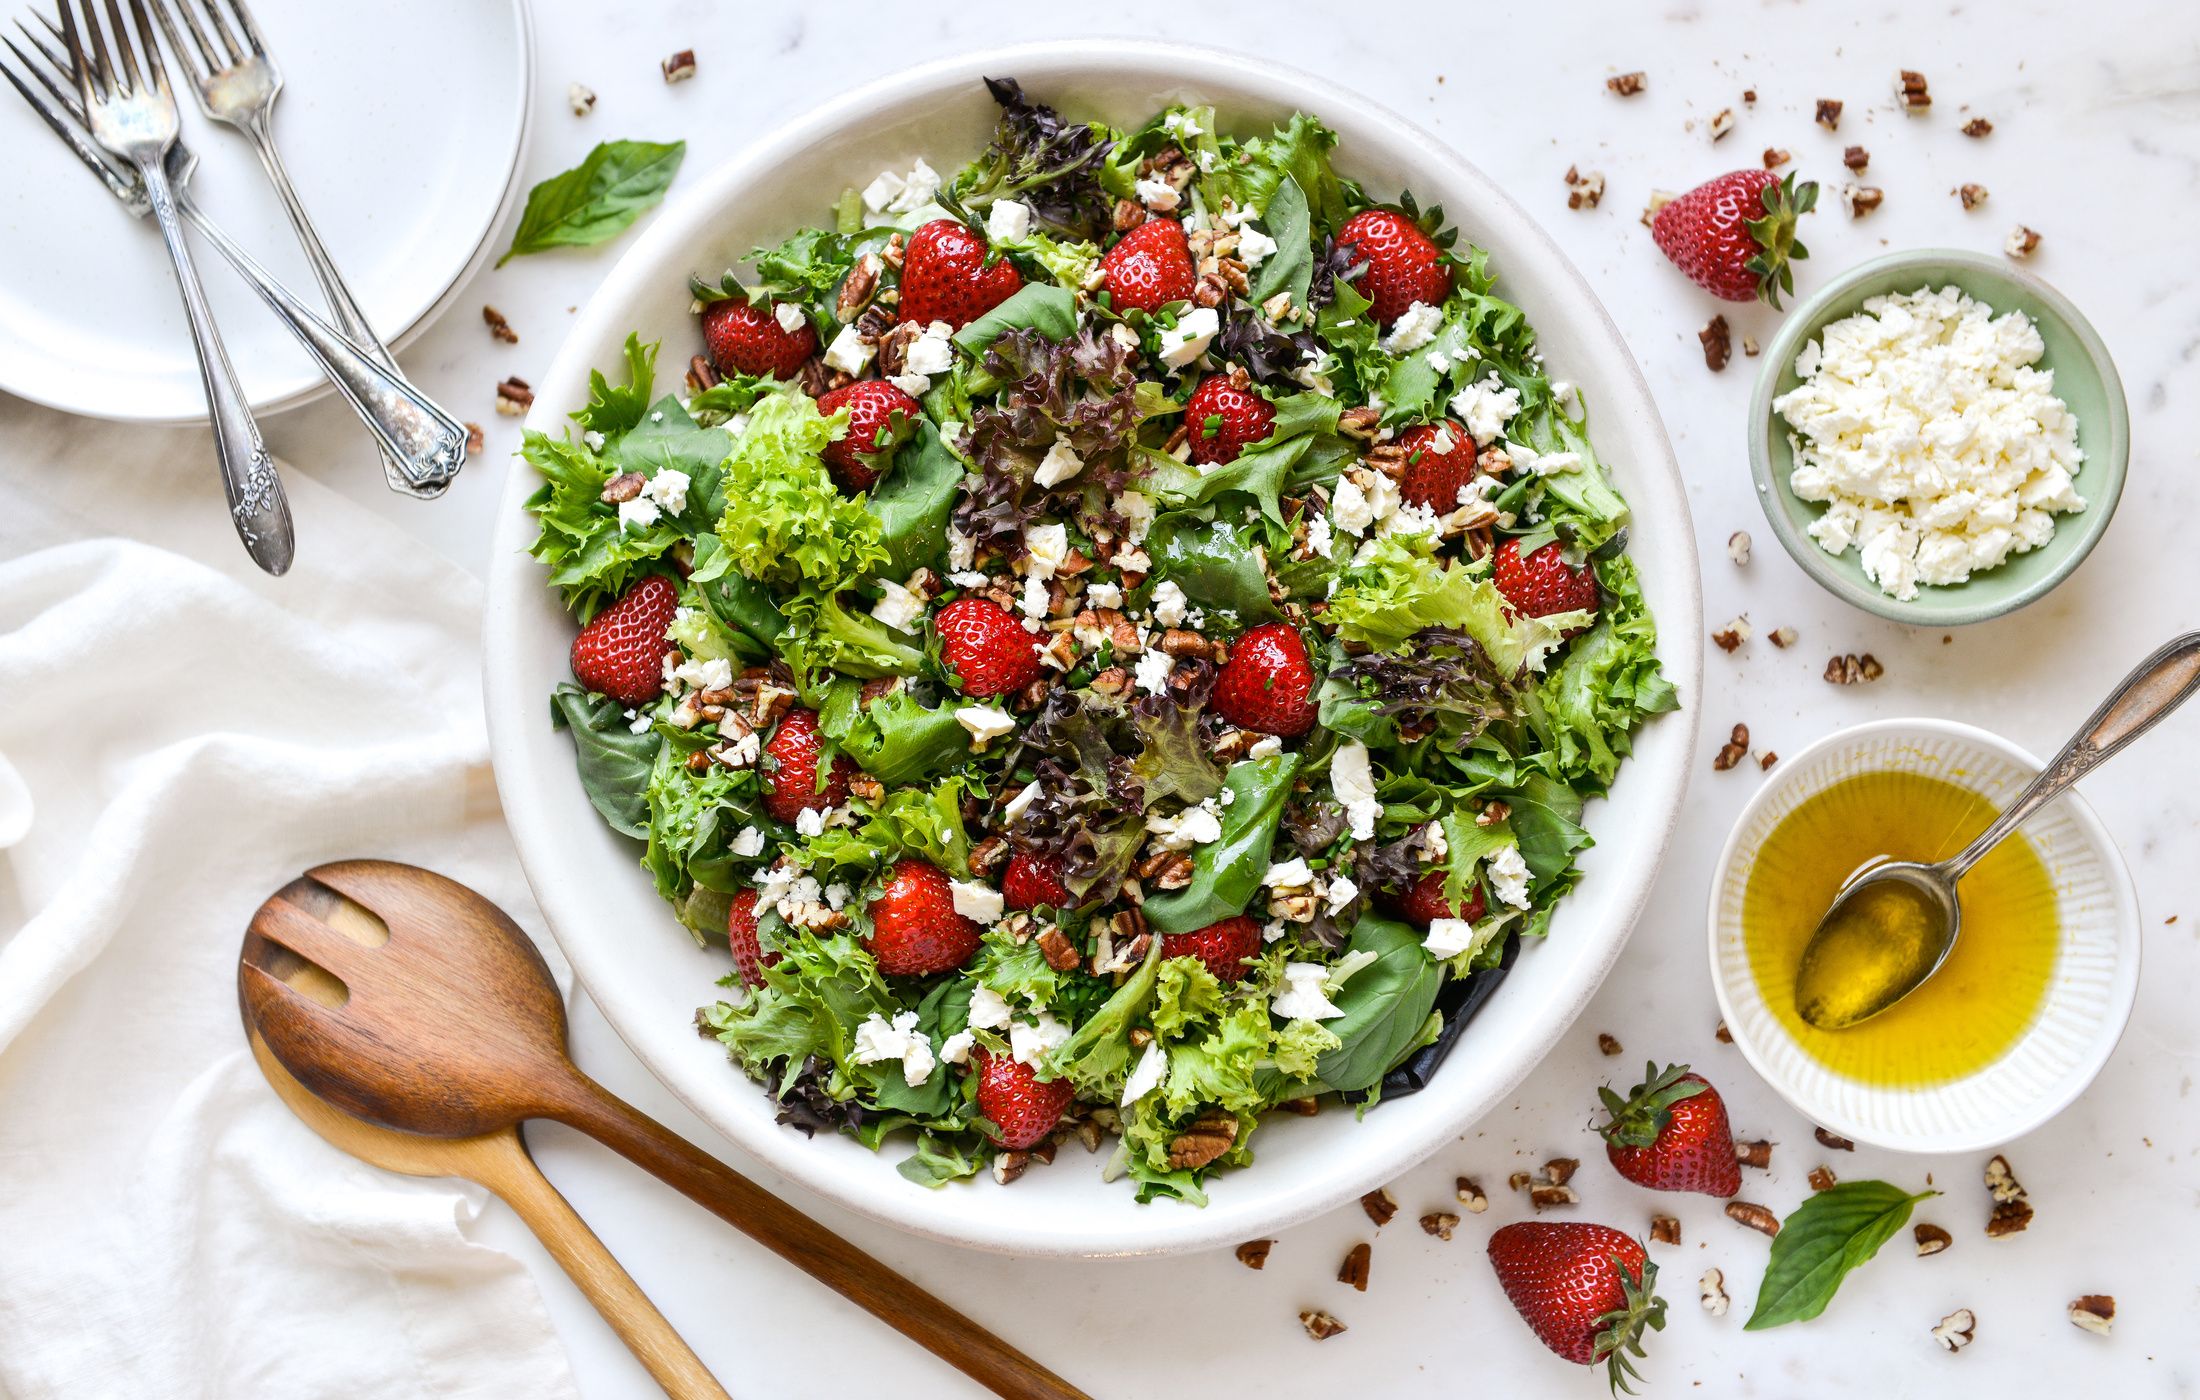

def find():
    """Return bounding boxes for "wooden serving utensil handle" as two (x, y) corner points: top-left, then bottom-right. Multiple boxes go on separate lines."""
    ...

(471, 1132), (732, 1400)
(540, 1068), (1090, 1400)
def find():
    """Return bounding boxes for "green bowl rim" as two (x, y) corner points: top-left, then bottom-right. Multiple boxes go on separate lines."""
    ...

(1745, 247), (2130, 627)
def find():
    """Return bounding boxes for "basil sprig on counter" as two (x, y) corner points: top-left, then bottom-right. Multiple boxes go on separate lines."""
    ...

(1745, 1181), (1939, 1329)
(499, 139), (687, 266)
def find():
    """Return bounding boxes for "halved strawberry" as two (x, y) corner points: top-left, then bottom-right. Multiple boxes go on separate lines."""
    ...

(1336, 208), (1453, 326)
(570, 575), (679, 707)
(815, 379), (920, 493)
(1002, 852), (1072, 910)
(1159, 914), (1262, 983)
(1492, 539), (1599, 626)
(1210, 622), (1318, 737)
(1100, 218), (1196, 313)
(760, 708), (857, 824)
(1184, 375), (1276, 467)
(972, 1046), (1074, 1150)
(701, 297), (816, 379)
(933, 596), (1042, 698)
(1396, 420), (1480, 514)
(865, 856), (982, 976)
(898, 219), (1023, 328)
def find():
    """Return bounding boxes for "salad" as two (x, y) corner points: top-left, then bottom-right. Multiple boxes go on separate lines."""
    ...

(525, 78), (1677, 1204)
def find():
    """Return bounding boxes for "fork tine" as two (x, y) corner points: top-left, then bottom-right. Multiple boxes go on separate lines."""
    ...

(55, 1), (95, 103)
(100, 0), (138, 94)
(216, 0), (261, 57)
(192, 0), (238, 64)
(75, 0), (115, 97)
(5, 30), (85, 121)
(16, 18), (79, 97)
(128, 0), (168, 97)
(145, 0), (208, 81)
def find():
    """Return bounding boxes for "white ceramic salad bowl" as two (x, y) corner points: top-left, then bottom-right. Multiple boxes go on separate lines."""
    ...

(483, 39), (1703, 1257)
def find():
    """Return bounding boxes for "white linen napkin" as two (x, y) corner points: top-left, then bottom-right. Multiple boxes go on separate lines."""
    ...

(0, 403), (579, 1400)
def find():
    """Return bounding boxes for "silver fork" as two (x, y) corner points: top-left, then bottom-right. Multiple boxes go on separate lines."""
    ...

(57, 0), (291, 573)
(150, 0), (459, 497)
(7, 14), (467, 502)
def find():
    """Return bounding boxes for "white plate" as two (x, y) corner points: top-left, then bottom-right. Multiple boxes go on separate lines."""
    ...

(1708, 719), (2141, 1153)
(0, 0), (532, 425)
(483, 40), (1705, 1258)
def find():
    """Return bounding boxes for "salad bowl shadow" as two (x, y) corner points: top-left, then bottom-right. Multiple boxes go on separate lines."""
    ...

(483, 39), (1703, 1258)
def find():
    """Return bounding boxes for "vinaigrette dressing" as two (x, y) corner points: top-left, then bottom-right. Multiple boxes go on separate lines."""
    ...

(1743, 770), (2060, 1087)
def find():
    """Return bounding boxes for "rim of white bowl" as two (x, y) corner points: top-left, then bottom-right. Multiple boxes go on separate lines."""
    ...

(484, 37), (1704, 1256)
(1705, 717), (2141, 1152)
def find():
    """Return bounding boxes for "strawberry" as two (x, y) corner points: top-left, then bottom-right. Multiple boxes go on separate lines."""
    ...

(569, 574), (679, 706)
(1100, 218), (1196, 313)
(815, 379), (920, 493)
(726, 888), (779, 990)
(972, 1046), (1074, 1150)
(1395, 419), (1481, 514)
(1159, 914), (1262, 983)
(898, 219), (1024, 328)
(1650, 170), (1817, 307)
(1487, 1221), (1664, 1391)
(1211, 622), (1319, 737)
(933, 596), (1042, 698)
(1597, 1063), (1742, 1198)
(760, 708), (857, 824)
(1391, 870), (1488, 930)
(865, 856), (982, 976)
(1184, 375), (1276, 467)
(1493, 539), (1599, 627)
(1335, 208), (1453, 326)
(700, 297), (816, 379)
(1002, 852), (1072, 910)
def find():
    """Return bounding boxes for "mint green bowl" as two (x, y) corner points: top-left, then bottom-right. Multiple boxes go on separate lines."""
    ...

(1747, 249), (2128, 627)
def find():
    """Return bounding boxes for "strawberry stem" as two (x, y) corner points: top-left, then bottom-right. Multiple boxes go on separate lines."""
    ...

(1593, 1254), (1666, 1396)
(1596, 1061), (1707, 1150)
(1742, 173), (1819, 310)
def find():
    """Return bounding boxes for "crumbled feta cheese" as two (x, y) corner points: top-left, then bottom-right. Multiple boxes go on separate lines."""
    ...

(671, 656), (733, 693)
(1003, 781), (1042, 824)
(1158, 307), (1219, 369)
(986, 198), (1033, 243)
(1019, 571), (1050, 622)
(1235, 224), (1278, 268)
(644, 468), (690, 514)
(823, 324), (875, 375)
(852, 1010), (937, 1087)
(1772, 284), (2085, 600)
(861, 158), (940, 216)
(1035, 439), (1085, 489)
(773, 303), (807, 335)
(1304, 514), (1334, 559)
(1083, 580), (1123, 610)
(888, 372), (931, 397)
(1271, 962), (1346, 1021)
(1264, 857), (1315, 889)
(861, 169), (907, 213)
(1009, 1010), (1070, 1067)
(1024, 521), (1070, 578)
(938, 1030), (976, 1066)
(956, 706), (1016, 747)
(1330, 477), (1378, 536)
(795, 806), (827, 838)
(903, 320), (956, 378)
(1133, 175), (1181, 211)
(617, 497), (661, 531)
(1147, 797), (1223, 849)
(731, 826), (765, 858)
(870, 578), (926, 632)
(950, 878), (1005, 924)
(1425, 350), (1453, 375)
(1487, 844), (1532, 911)
(1423, 917), (1480, 960)
(1121, 1040), (1167, 1106)
(966, 986), (1013, 1031)
(1247, 735), (1283, 761)
(1114, 491), (1156, 544)
(1379, 301), (1444, 354)
(1163, 109), (1205, 140)
(1450, 373), (1523, 444)
(946, 526), (977, 571)
(1324, 875), (1359, 915)
(1150, 579), (1189, 627)
(582, 429), (607, 451)
(1331, 741), (1382, 841)
(1133, 647), (1174, 696)
(1550, 380), (1581, 415)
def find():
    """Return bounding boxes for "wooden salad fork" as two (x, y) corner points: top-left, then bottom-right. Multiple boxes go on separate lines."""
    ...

(240, 860), (1089, 1400)
(246, 1028), (729, 1400)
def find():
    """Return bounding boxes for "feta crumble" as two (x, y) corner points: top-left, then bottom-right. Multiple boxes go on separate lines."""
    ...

(1035, 439), (1085, 488)
(1121, 1040), (1166, 1106)
(643, 468), (690, 514)
(1150, 579), (1190, 627)
(956, 706), (1016, 747)
(1009, 1010), (1070, 1067)
(1133, 647), (1174, 696)
(870, 578), (926, 632)
(985, 198), (1033, 243)
(852, 1010), (938, 1087)
(1378, 301), (1444, 354)
(966, 985), (1013, 1031)
(823, 324), (875, 375)
(1487, 844), (1532, 911)
(1133, 175), (1181, 211)
(950, 878), (1005, 924)
(1271, 962), (1346, 1021)
(773, 303), (807, 335)
(1235, 224), (1278, 268)
(1003, 781), (1042, 824)
(1331, 741), (1383, 840)
(1450, 373), (1523, 445)
(1158, 307), (1219, 369)
(1423, 917), (1481, 960)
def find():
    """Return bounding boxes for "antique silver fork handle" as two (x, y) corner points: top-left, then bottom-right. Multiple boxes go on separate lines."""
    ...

(227, 115), (459, 497)
(139, 154), (295, 574)
(174, 183), (469, 500)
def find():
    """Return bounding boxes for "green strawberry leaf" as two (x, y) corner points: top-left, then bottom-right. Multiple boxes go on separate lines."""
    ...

(1745, 1181), (1938, 1330)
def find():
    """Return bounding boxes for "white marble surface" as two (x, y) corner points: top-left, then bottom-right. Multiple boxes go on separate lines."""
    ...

(15, 0), (2200, 1393)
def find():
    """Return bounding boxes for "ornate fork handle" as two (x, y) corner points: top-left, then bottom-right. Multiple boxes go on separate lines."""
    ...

(141, 156), (294, 573)
(177, 189), (469, 499)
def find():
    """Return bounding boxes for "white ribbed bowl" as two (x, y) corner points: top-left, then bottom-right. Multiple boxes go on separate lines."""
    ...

(1708, 719), (2139, 1152)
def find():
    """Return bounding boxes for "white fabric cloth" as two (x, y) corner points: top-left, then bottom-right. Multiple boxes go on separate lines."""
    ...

(0, 406), (578, 1400)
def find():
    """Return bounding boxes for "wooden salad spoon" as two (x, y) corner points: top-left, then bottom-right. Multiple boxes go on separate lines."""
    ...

(245, 1028), (729, 1400)
(240, 860), (1088, 1400)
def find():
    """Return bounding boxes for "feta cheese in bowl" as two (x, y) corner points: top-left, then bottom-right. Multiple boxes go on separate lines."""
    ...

(1748, 250), (2127, 626)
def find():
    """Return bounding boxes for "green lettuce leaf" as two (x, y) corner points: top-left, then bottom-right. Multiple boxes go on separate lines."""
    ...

(867, 421), (965, 576)
(1141, 754), (1302, 935)
(818, 681), (972, 787)
(1315, 915), (1444, 1093)
(1327, 536), (1586, 674)
(1525, 553), (1679, 787)
(701, 390), (888, 593)
(1144, 513), (1281, 626)
(548, 683), (660, 838)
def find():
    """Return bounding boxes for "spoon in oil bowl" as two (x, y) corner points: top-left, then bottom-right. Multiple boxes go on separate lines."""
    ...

(1796, 631), (2200, 1030)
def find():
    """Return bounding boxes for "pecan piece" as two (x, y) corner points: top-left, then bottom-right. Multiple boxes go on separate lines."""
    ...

(2069, 1295), (2114, 1335)
(1420, 1211), (1460, 1241)
(1597, 1032), (1622, 1056)
(1650, 1214), (1681, 1246)
(1932, 1307), (1975, 1352)
(2005, 225), (2042, 259)
(1725, 1200), (1781, 1237)
(1896, 69), (1931, 111)
(838, 255), (882, 324)
(494, 376), (533, 415)
(463, 421), (485, 456)
(1815, 97), (1843, 130)
(1914, 1222), (1953, 1256)
(1035, 925), (1081, 972)
(1166, 1110), (1238, 1170)
(1337, 1242), (1373, 1292)
(1955, 183), (1989, 211)
(1299, 1310), (1347, 1341)
(1236, 1239), (1273, 1270)
(1735, 1139), (1773, 1170)
(1360, 1188), (1399, 1228)
(1807, 1165), (1838, 1192)
(1700, 314), (1732, 371)
(482, 304), (518, 344)
(1606, 71), (1646, 96)
(1713, 723), (1751, 771)
(1843, 144), (1870, 171)
(661, 49), (697, 84)
(1456, 1177), (1488, 1213)
(599, 472), (646, 503)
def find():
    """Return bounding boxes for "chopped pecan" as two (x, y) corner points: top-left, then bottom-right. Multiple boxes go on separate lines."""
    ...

(1915, 1222), (1953, 1256)
(1985, 1154), (2033, 1237)
(1606, 71), (1646, 96)
(1337, 405), (1380, 440)
(1758, 751), (1779, 771)
(661, 49), (696, 83)
(1530, 1183), (1579, 1211)
(1299, 1310), (1348, 1341)
(1701, 314), (1732, 371)
(1708, 107), (1736, 141)
(1815, 97), (1843, 130)
(1844, 144), (1871, 171)
(482, 304), (518, 344)
(1843, 184), (1886, 218)
(1896, 69), (1931, 111)
(1563, 165), (1606, 209)
(1035, 925), (1081, 972)
(567, 82), (596, 115)
(1814, 1128), (1854, 1152)
(1824, 653), (1884, 684)
(1715, 1020), (1733, 1043)
(837, 255), (881, 324)
(1762, 147), (1791, 169)
(1159, 628), (1218, 660)
(2069, 1295), (2114, 1335)
(1956, 183), (1989, 211)
(1713, 723), (1751, 771)
(1727, 530), (1753, 565)
(1543, 1158), (1580, 1187)
(1597, 1032), (1623, 1056)
(1166, 1109), (1237, 1170)
(1338, 1242), (1373, 1292)
(2005, 225), (2042, 259)
(686, 354), (721, 395)
(968, 834), (1009, 876)
(847, 773), (885, 804)
(1725, 1201), (1781, 1237)
(1700, 1267), (1730, 1316)
(1808, 1165), (1838, 1192)
(1650, 1215), (1681, 1245)
(600, 472), (646, 503)
(1932, 1307), (1975, 1352)
(1420, 1211), (1460, 1241)
(1963, 116), (1994, 138)
(1088, 665), (1133, 697)
(1456, 1177), (1488, 1213)
(1236, 1239), (1273, 1270)
(463, 421), (485, 455)
(991, 1150), (1029, 1184)
(1735, 1139), (1773, 1170)
(494, 376), (533, 415)
(1768, 625), (1799, 649)
(880, 232), (906, 270)
(1361, 1188), (1399, 1228)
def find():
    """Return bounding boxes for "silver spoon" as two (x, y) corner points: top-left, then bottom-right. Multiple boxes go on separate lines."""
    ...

(1796, 631), (2200, 1030)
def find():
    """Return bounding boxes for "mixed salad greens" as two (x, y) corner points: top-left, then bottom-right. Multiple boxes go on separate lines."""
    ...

(526, 78), (1677, 1204)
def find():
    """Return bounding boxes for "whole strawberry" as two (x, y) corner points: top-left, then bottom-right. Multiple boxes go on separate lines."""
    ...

(1395, 420), (1480, 513)
(1391, 870), (1487, 930)
(570, 574), (679, 706)
(1100, 218), (1196, 313)
(971, 1047), (1074, 1150)
(1487, 1221), (1664, 1391)
(933, 596), (1042, 698)
(865, 856), (982, 976)
(1335, 208), (1453, 326)
(701, 297), (816, 379)
(1211, 622), (1318, 737)
(1184, 375), (1276, 466)
(1492, 539), (1599, 627)
(1650, 170), (1817, 307)
(761, 707), (857, 824)
(899, 218), (1024, 328)
(815, 379), (920, 492)
(1002, 852), (1072, 910)
(1597, 1062), (1742, 1198)
(726, 888), (779, 990)
(1159, 914), (1261, 983)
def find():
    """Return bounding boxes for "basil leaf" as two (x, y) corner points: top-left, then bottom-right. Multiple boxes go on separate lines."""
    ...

(1141, 755), (1302, 934)
(1248, 175), (1313, 311)
(1745, 1182), (1939, 1330)
(953, 283), (1079, 358)
(548, 682), (660, 838)
(1314, 914), (1443, 1092)
(867, 420), (964, 575)
(499, 139), (687, 265)
(1145, 513), (1280, 626)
